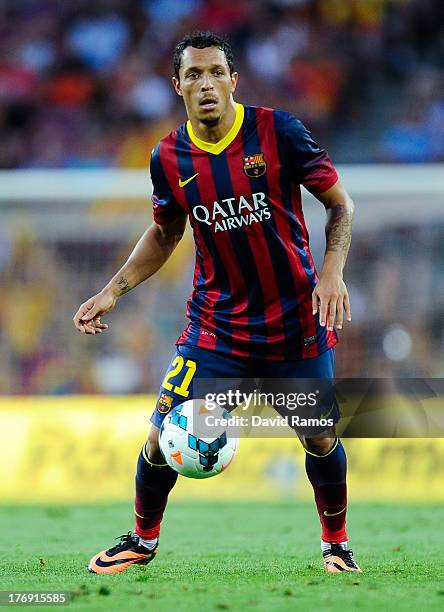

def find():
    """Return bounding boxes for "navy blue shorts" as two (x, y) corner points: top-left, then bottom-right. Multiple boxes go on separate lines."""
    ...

(151, 344), (337, 430)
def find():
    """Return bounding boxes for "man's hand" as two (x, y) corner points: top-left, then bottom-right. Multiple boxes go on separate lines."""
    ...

(72, 220), (186, 337)
(312, 273), (351, 331)
(313, 180), (354, 331)
(73, 289), (116, 335)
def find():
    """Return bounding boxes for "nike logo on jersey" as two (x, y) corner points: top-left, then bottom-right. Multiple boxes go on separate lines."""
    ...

(179, 173), (199, 188)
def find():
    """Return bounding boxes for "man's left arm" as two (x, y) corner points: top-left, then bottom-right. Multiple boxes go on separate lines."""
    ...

(312, 180), (354, 331)
(279, 112), (354, 331)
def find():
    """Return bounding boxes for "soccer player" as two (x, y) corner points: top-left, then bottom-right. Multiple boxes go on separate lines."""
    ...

(73, 31), (360, 574)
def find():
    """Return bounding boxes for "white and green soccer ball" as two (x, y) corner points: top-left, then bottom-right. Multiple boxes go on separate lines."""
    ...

(159, 399), (239, 479)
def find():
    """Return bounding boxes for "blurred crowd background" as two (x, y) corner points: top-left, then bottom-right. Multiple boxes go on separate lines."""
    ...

(0, 0), (443, 395)
(1, 0), (443, 169)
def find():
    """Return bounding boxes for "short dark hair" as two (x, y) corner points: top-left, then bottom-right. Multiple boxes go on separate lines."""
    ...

(173, 31), (234, 80)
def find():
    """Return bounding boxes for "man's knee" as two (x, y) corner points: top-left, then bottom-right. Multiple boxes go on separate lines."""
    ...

(301, 428), (337, 456)
(146, 425), (164, 463)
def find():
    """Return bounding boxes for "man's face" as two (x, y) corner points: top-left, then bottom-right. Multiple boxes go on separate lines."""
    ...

(173, 46), (238, 126)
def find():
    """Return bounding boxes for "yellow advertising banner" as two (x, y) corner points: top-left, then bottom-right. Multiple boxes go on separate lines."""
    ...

(0, 396), (443, 502)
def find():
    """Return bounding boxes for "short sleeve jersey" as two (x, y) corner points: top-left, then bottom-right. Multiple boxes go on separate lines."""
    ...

(150, 103), (338, 360)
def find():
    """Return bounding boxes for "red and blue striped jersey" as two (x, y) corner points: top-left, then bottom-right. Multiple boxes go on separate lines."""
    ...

(150, 103), (338, 360)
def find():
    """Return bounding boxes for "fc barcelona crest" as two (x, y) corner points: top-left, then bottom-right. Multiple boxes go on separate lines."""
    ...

(158, 392), (174, 413)
(243, 152), (267, 178)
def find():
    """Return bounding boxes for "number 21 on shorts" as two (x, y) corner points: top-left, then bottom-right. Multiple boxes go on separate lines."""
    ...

(161, 355), (197, 398)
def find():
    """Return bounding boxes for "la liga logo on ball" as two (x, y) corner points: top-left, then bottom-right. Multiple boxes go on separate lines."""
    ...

(158, 399), (239, 479)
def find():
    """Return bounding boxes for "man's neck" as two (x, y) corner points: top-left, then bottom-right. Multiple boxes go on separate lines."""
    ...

(188, 100), (237, 143)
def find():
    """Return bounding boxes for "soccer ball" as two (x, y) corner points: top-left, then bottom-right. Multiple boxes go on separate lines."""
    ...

(159, 399), (239, 479)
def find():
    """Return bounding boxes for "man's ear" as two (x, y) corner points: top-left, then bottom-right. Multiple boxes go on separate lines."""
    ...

(230, 72), (239, 94)
(172, 76), (182, 97)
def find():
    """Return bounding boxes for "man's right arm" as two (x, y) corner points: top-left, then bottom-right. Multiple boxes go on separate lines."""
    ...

(73, 214), (187, 335)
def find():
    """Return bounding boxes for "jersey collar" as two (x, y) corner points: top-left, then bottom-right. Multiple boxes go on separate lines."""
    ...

(186, 102), (244, 155)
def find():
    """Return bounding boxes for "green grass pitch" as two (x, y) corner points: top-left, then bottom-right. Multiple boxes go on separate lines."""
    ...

(0, 501), (442, 611)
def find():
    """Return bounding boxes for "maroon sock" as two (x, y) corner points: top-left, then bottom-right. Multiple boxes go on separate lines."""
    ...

(305, 439), (348, 543)
(134, 445), (178, 540)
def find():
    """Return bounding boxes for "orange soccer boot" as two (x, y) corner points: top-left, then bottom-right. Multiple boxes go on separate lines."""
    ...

(322, 543), (361, 573)
(88, 531), (158, 575)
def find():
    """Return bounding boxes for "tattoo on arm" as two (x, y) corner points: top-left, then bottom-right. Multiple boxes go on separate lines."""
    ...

(116, 275), (130, 296)
(325, 204), (353, 257)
